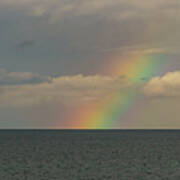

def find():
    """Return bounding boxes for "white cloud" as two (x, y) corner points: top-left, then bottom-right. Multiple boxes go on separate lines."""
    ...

(0, 74), (132, 107)
(144, 71), (180, 97)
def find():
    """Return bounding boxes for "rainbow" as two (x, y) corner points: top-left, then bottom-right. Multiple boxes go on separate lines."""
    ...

(68, 53), (168, 129)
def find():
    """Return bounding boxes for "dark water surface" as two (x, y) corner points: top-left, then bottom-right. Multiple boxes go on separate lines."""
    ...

(0, 130), (180, 179)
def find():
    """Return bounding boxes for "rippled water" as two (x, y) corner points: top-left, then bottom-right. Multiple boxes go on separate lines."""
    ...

(0, 130), (180, 180)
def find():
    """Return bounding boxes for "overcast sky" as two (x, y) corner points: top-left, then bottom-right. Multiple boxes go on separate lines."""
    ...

(0, 0), (180, 128)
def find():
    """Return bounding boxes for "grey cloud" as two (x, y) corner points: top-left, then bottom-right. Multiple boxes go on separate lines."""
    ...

(0, 68), (51, 85)
(0, 0), (180, 76)
(18, 40), (35, 48)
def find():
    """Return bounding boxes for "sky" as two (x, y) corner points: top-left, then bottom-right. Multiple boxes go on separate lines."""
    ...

(0, 0), (180, 129)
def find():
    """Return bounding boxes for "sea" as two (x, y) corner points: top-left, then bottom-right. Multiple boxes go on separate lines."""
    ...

(0, 130), (180, 179)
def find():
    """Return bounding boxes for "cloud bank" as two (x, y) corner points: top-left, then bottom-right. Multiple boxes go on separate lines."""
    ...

(0, 74), (132, 107)
(1, 68), (179, 108)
